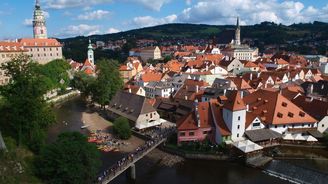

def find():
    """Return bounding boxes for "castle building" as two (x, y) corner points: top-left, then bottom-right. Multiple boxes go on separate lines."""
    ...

(33, 0), (47, 39)
(19, 0), (63, 65)
(0, 42), (28, 85)
(221, 17), (259, 61)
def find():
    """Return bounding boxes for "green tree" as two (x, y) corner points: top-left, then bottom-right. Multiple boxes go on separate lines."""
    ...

(36, 59), (71, 90)
(0, 55), (55, 152)
(35, 132), (100, 184)
(71, 71), (96, 98)
(113, 117), (131, 140)
(92, 59), (123, 108)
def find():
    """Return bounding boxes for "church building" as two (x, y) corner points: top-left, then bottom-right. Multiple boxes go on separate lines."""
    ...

(221, 17), (259, 61)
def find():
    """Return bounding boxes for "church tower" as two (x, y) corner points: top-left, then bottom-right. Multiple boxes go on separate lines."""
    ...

(33, 0), (47, 39)
(235, 17), (241, 45)
(88, 39), (94, 65)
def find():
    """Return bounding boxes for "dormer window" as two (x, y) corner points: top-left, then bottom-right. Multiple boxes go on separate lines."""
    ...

(277, 113), (283, 118)
(282, 102), (287, 107)
(288, 112), (294, 118)
(299, 111), (305, 117)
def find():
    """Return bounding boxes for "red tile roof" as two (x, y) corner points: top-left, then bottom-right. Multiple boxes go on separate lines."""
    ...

(177, 101), (213, 131)
(224, 91), (247, 111)
(243, 89), (317, 125)
(18, 38), (62, 47)
(210, 100), (231, 136)
(0, 42), (27, 52)
(141, 72), (163, 82)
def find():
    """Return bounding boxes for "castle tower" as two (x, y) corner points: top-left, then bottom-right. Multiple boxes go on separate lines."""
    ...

(88, 39), (94, 65)
(33, 0), (47, 39)
(235, 17), (241, 45)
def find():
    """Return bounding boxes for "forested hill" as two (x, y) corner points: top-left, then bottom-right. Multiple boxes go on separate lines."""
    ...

(59, 21), (328, 62)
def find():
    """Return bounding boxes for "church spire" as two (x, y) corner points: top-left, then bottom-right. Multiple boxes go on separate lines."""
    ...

(88, 39), (94, 65)
(235, 16), (241, 45)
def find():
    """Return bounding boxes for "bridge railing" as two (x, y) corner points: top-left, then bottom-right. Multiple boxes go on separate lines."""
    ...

(97, 127), (176, 183)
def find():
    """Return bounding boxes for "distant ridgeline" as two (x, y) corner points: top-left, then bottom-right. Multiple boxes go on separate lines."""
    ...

(59, 21), (328, 62)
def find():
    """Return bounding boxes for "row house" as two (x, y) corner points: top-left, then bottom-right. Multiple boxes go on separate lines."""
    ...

(119, 58), (143, 83)
(144, 81), (174, 98)
(135, 71), (163, 87)
(107, 91), (162, 130)
(177, 100), (213, 144)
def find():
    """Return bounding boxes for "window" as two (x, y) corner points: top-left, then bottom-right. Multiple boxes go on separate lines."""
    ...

(282, 102), (287, 107)
(237, 125), (240, 129)
(189, 132), (195, 136)
(238, 116), (241, 121)
(275, 125), (278, 128)
(253, 122), (260, 127)
(299, 112), (305, 117)
(277, 113), (283, 118)
(283, 125), (286, 128)
(180, 132), (185, 137)
(288, 112), (294, 118)
(237, 134), (239, 138)
(322, 124), (325, 128)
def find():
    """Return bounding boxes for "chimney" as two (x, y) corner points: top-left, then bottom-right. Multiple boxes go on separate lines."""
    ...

(250, 73), (253, 80)
(264, 82), (268, 89)
(309, 84), (314, 94)
(246, 104), (249, 111)
(185, 95), (188, 100)
(194, 99), (201, 128)
(196, 85), (199, 93)
(240, 91), (244, 99)
(128, 88), (132, 93)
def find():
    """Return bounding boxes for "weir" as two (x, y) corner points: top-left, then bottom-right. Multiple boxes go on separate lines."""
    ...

(264, 160), (328, 184)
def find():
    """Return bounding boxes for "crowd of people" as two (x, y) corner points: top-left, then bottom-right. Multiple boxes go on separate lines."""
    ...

(97, 124), (176, 183)
(88, 130), (127, 152)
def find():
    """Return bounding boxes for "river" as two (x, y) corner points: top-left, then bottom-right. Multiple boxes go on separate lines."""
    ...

(48, 97), (327, 184)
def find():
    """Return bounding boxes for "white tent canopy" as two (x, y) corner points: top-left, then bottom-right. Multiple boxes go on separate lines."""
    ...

(232, 140), (263, 153)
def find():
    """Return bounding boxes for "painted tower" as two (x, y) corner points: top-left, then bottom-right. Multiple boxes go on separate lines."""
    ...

(33, 0), (47, 39)
(235, 17), (241, 45)
(222, 91), (246, 141)
(88, 39), (94, 65)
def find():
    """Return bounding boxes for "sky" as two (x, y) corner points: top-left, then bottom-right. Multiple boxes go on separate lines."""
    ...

(0, 0), (327, 39)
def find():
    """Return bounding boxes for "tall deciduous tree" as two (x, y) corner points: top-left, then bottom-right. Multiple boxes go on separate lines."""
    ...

(36, 59), (71, 90)
(35, 132), (100, 184)
(0, 55), (55, 152)
(92, 59), (123, 108)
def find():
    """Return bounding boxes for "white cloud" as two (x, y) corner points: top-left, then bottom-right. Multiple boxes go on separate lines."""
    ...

(106, 28), (120, 34)
(132, 14), (177, 28)
(43, 11), (50, 18)
(177, 0), (328, 25)
(23, 19), (33, 27)
(45, 0), (169, 11)
(77, 10), (111, 20)
(186, 0), (192, 5)
(127, 0), (170, 11)
(58, 24), (101, 37)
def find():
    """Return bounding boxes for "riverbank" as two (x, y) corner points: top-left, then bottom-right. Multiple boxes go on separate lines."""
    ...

(47, 90), (80, 105)
(81, 109), (145, 153)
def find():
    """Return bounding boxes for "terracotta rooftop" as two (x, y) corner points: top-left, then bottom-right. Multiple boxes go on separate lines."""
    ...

(0, 42), (28, 52)
(243, 89), (317, 125)
(177, 101), (213, 131)
(18, 38), (62, 47)
(224, 91), (247, 111)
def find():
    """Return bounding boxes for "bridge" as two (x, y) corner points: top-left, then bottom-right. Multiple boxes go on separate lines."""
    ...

(97, 124), (175, 184)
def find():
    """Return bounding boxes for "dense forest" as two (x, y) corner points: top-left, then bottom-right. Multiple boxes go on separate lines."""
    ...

(59, 21), (328, 62)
